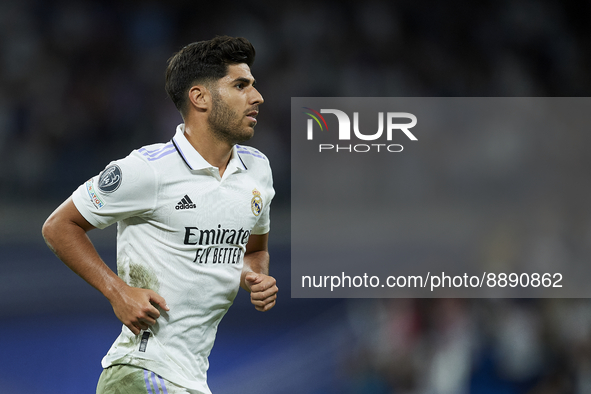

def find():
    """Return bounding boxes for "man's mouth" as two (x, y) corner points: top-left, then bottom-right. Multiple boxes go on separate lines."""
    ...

(246, 110), (258, 123)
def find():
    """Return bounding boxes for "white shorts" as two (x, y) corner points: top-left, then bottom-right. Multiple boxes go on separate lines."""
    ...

(96, 364), (197, 394)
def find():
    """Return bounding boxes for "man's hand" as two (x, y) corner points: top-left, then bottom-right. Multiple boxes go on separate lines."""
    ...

(42, 198), (170, 336)
(244, 272), (278, 312)
(241, 233), (276, 311)
(109, 285), (170, 335)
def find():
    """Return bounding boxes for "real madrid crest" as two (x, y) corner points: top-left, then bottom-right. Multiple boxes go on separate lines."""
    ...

(251, 188), (263, 216)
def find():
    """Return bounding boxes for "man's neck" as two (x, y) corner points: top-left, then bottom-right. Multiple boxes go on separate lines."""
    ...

(183, 122), (233, 177)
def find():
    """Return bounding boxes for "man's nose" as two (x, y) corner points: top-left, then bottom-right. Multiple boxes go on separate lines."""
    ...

(251, 87), (264, 105)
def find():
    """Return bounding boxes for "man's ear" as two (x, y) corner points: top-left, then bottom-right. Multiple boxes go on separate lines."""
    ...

(188, 84), (211, 112)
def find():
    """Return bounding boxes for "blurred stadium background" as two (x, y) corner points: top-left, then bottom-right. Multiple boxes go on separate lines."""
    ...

(1, 0), (591, 393)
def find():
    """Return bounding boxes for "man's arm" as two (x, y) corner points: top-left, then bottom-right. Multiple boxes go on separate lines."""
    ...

(42, 197), (169, 335)
(241, 233), (278, 311)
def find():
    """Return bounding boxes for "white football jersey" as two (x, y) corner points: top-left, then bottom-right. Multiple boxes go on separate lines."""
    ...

(72, 124), (274, 393)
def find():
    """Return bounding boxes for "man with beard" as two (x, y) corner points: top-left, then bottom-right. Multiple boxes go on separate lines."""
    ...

(42, 36), (277, 394)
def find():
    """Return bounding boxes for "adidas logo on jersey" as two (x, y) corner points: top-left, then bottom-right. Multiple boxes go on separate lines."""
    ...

(175, 195), (196, 210)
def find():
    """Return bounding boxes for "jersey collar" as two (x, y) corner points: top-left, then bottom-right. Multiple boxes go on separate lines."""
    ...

(172, 124), (248, 172)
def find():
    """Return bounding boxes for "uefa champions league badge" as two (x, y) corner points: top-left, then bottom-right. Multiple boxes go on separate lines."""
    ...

(98, 164), (122, 193)
(251, 188), (262, 216)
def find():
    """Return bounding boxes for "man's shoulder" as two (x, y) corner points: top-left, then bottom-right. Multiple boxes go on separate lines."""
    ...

(105, 141), (177, 184)
(132, 140), (177, 164)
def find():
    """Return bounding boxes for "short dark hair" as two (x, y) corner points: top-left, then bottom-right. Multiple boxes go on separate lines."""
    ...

(165, 36), (256, 116)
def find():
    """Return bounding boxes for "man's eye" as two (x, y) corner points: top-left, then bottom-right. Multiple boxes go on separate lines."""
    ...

(236, 83), (244, 89)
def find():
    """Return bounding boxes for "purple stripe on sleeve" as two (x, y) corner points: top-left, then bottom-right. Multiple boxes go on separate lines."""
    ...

(139, 143), (173, 156)
(146, 148), (176, 161)
(157, 374), (169, 394)
(140, 145), (174, 158)
(237, 150), (265, 159)
(144, 370), (154, 394)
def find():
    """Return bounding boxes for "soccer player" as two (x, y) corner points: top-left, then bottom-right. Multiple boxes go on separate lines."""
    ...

(42, 36), (277, 393)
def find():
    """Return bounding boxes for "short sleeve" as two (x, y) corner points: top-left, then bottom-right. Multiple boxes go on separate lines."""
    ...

(72, 153), (157, 229)
(251, 160), (275, 235)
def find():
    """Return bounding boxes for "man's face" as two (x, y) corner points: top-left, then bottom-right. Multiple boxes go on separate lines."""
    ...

(207, 63), (264, 145)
